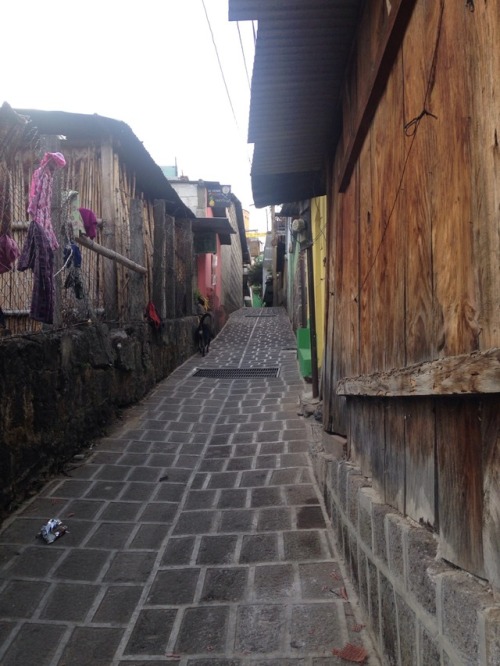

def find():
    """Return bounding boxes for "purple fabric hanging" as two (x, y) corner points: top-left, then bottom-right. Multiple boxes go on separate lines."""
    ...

(78, 207), (98, 239)
(18, 221), (55, 324)
(28, 151), (66, 251)
(0, 233), (20, 273)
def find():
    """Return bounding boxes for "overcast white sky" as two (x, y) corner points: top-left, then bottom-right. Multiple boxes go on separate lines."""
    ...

(1, 0), (268, 230)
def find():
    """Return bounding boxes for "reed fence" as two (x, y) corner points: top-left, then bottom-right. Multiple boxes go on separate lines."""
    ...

(0, 116), (194, 338)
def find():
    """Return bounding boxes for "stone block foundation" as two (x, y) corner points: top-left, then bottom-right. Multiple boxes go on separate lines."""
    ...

(0, 319), (199, 517)
(311, 449), (500, 665)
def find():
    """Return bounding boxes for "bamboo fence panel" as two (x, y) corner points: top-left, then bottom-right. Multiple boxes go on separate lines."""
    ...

(0, 137), (156, 335)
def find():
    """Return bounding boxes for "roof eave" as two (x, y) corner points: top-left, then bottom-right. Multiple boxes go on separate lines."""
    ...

(14, 108), (194, 219)
(229, 0), (362, 206)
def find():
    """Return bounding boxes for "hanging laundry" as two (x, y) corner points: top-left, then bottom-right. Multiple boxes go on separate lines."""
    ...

(62, 190), (85, 236)
(78, 207), (98, 240)
(28, 151), (66, 251)
(18, 220), (55, 324)
(0, 233), (20, 273)
(145, 301), (161, 329)
(63, 242), (84, 299)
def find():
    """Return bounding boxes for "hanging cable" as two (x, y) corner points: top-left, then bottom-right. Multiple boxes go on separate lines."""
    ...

(201, 1), (252, 167)
(360, 0), (444, 292)
(237, 21), (252, 91)
(201, 0), (240, 131)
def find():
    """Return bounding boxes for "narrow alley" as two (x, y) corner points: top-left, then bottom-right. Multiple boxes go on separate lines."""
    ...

(0, 308), (378, 666)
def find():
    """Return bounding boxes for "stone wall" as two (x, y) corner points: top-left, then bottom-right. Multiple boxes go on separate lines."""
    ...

(0, 318), (198, 517)
(311, 444), (500, 665)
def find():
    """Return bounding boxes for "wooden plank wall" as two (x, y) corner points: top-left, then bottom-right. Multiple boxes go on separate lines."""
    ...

(322, 177), (336, 430)
(467, 0), (500, 351)
(325, 0), (500, 582)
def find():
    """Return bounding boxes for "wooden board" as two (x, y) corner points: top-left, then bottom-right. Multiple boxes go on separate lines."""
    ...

(340, 0), (417, 191)
(348, 397), (386, 492)
(346, 163), (360, 383)
(380, 50), (405, 372)
(405, 397), (436, 528)
(384, 399), (406, 513)
(363, 54), (405, 373)
(100, 140), (118, 320)
(331, 185), (347, 434)
(401, 0), (439, 365)
(368, 399), (386, 501)
(358, 129), (374, 375)
(322, 175), (338, 432)
(152, 199), (167, 318)
(481, 395), (500, 589)
(437, 397), (484, 578)
(330, 163), (360, 435)
(128, 199), (145, 321)
(430, 3), (480, 356)
(165, 214), (176, 319)
(466, 2), (500, 351)
(336, 348), (500, 396)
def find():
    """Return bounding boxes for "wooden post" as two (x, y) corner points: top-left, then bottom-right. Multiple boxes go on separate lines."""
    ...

(174, 219), (182, 317)
(100, 138), (118, 321)
(165, 213), (176, 319)
(184, 218), (194, 315)
(128, 198), (145, 321)
(152, 199), (166, 318)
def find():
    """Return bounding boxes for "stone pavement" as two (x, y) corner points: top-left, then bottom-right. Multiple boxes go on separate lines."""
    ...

(0, 308), (380, 666)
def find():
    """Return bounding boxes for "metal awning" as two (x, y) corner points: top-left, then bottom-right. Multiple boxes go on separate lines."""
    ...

(192, 217), (235, 246)
(192, 217), (236, 235)
(229, 0), (362, 207)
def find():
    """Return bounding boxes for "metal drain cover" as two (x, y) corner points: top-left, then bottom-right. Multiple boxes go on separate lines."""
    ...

(193, 367), (280, 378)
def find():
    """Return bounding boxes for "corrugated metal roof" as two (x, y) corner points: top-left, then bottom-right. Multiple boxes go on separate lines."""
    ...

(229, 0), (362, 207)
(13, 108), (194, 219)
(192, 217), (235, 234)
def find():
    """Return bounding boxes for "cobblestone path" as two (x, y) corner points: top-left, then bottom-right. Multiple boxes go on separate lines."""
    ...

(0, 308), (379, 666)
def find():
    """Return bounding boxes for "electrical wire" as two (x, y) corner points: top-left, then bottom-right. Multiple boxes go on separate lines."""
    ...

(201, 1), (252, 167)
(237, 21), (252, 91)
(359, 0), (444, 292)
(201, 0), (240, 132)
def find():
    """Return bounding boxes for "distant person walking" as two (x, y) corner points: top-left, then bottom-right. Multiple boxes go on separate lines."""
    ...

(263, 276), (273, 307)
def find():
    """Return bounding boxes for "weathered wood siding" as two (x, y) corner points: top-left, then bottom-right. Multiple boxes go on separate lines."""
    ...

(324, 0), (500, 583)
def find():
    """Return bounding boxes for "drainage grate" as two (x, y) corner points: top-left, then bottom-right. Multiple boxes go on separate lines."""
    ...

(192, 367), (280, 378)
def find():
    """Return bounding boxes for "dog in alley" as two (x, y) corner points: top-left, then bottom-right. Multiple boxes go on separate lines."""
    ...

(197, 312), (213, 356)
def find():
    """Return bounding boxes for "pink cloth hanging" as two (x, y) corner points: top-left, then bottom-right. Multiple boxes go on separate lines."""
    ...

(78, 207), (98, 239)
(0, 233), (20, 273)
(28, 151), (66, 250)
